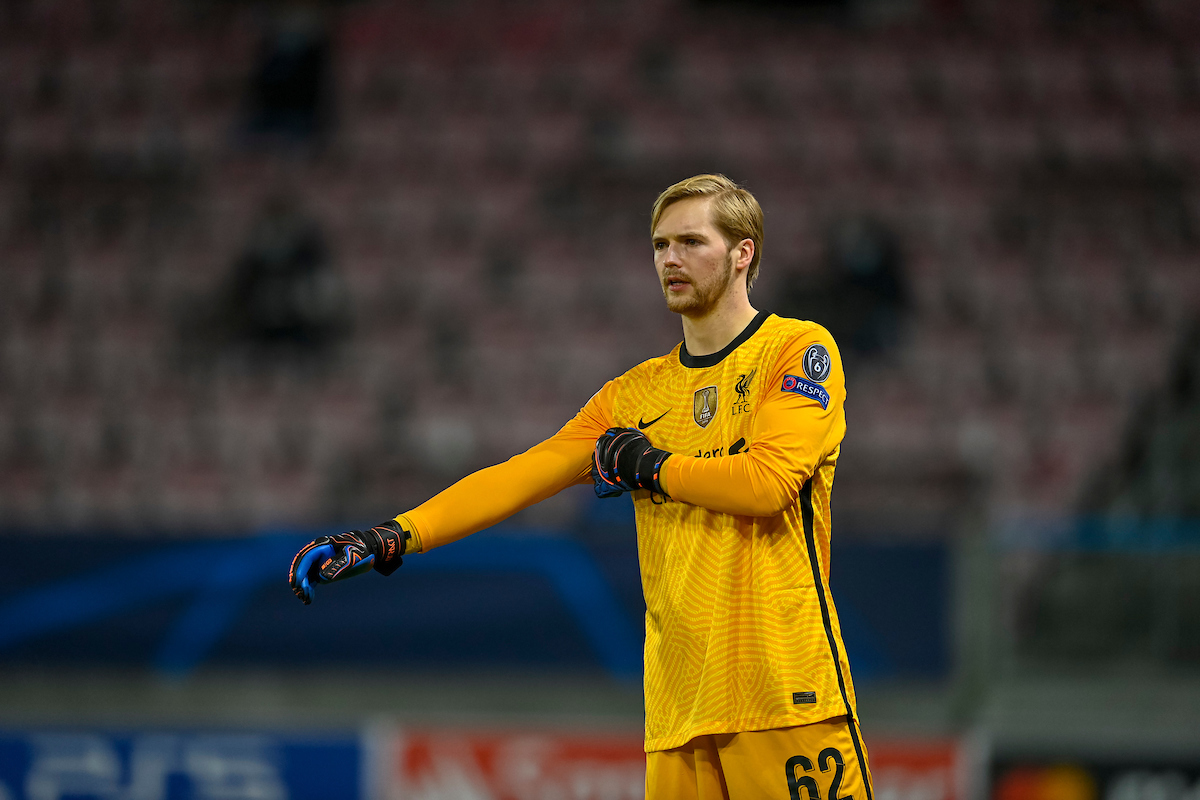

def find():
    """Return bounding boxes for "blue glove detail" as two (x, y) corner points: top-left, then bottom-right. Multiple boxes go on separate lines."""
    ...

(591, 429), (628, 498)
(290, 521), (411, 604)
(592, 474), (626, 498)
(290, 541), (333, 605)
(289, 532), (377, 605)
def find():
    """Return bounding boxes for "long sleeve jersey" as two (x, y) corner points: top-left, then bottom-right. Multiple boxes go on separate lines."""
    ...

(396, 311), (857, 751)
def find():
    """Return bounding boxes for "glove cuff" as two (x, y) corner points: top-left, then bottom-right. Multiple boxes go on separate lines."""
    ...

(636, 448), (671, 496)
(365, 520), (411, 576)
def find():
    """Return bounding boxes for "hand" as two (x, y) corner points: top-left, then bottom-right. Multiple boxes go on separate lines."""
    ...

(591, 427), (671, 498)
(289, 521), (410, 605)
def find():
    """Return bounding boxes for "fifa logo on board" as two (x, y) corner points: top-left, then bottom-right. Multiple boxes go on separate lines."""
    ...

(693, 386), (718, 428)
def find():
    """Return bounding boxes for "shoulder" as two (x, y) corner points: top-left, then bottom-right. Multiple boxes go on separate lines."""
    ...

(759, 315), (843, 392)
(581, 346), (681, 418)
(759, 315), (840, 363)
(623, 345), (680, 380)
(763, 314), (832, 343)
(769, 315), (840, 357)
(594, 347), (677, 402)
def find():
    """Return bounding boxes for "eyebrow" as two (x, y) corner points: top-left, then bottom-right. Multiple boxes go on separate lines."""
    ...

(653, 230), (710, 242)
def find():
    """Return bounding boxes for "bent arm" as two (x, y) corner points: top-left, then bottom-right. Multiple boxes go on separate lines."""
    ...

(661, 327), (847, 517)
(396, 380), (618, 551)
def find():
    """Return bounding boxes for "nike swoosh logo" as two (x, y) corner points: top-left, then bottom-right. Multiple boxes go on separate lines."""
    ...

(638, 410), (670, 429)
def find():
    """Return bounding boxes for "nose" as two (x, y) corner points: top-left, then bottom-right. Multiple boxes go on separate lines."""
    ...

(660, 242), (683, 267)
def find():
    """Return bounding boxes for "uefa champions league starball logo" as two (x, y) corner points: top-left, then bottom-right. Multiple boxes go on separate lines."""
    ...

(803, 344), (831, 383)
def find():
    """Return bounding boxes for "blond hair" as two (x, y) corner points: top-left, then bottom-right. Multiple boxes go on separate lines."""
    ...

(650, 174), (764, 289)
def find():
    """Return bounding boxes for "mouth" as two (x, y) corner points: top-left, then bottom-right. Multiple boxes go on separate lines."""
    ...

(665, 276), (690, 293)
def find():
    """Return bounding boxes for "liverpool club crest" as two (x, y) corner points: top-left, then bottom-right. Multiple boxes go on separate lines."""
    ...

(693, 385), (718, 428)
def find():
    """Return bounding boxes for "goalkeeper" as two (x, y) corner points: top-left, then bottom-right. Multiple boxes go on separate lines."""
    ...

(290, 174), (873, 800)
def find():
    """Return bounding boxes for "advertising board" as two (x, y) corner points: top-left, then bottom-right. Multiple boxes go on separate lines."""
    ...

(379, 727), (967, 800)
(993, 758), (1200, 800)
(0, 730), (361, 800)
(0, 723), (971, 799)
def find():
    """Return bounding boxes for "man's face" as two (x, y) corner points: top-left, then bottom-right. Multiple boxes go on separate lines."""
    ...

(652, 197), (737, 317)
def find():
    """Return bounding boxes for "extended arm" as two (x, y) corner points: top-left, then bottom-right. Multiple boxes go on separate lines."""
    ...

(289, 379), (620, 602)
(398, 432), (595, 551)
(399, 378), (620, 550)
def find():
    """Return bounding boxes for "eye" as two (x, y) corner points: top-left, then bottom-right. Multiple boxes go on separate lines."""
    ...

(654, 241), (667, 250)
(686, 238), (700, 246)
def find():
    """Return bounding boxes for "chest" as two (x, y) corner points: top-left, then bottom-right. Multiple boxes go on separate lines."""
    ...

(612, 352), (771, 459)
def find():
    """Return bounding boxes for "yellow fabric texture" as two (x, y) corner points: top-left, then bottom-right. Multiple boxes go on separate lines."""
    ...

(398, 314), (857, 752)
(645, 717), (874, 800)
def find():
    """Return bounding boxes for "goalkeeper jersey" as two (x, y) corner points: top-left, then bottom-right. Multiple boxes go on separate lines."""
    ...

(398, 311), (856, 752)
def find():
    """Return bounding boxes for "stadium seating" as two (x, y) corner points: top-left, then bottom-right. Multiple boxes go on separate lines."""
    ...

(0, 0), (1197, 538)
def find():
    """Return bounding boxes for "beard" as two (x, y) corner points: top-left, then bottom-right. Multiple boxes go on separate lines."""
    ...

(662, 250), (737, 316)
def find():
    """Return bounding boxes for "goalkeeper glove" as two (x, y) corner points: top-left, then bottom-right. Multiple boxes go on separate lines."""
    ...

(289, 520), (410, 605)
(591, 427), (671, 498)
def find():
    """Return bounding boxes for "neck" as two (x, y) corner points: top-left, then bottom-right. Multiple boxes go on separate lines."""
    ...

(681, 292), (759, 357)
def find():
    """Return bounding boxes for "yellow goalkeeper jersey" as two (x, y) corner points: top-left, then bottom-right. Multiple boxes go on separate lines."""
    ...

(398, 311), (857, 752)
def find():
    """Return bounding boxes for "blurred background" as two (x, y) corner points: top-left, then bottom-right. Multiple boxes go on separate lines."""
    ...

(1, 0), (1199, 797)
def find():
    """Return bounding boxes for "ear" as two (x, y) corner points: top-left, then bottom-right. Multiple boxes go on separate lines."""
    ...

(732, 238), (755, 274)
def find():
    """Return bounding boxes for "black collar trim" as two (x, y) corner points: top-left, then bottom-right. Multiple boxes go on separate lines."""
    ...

(679, 311), (770, 368)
